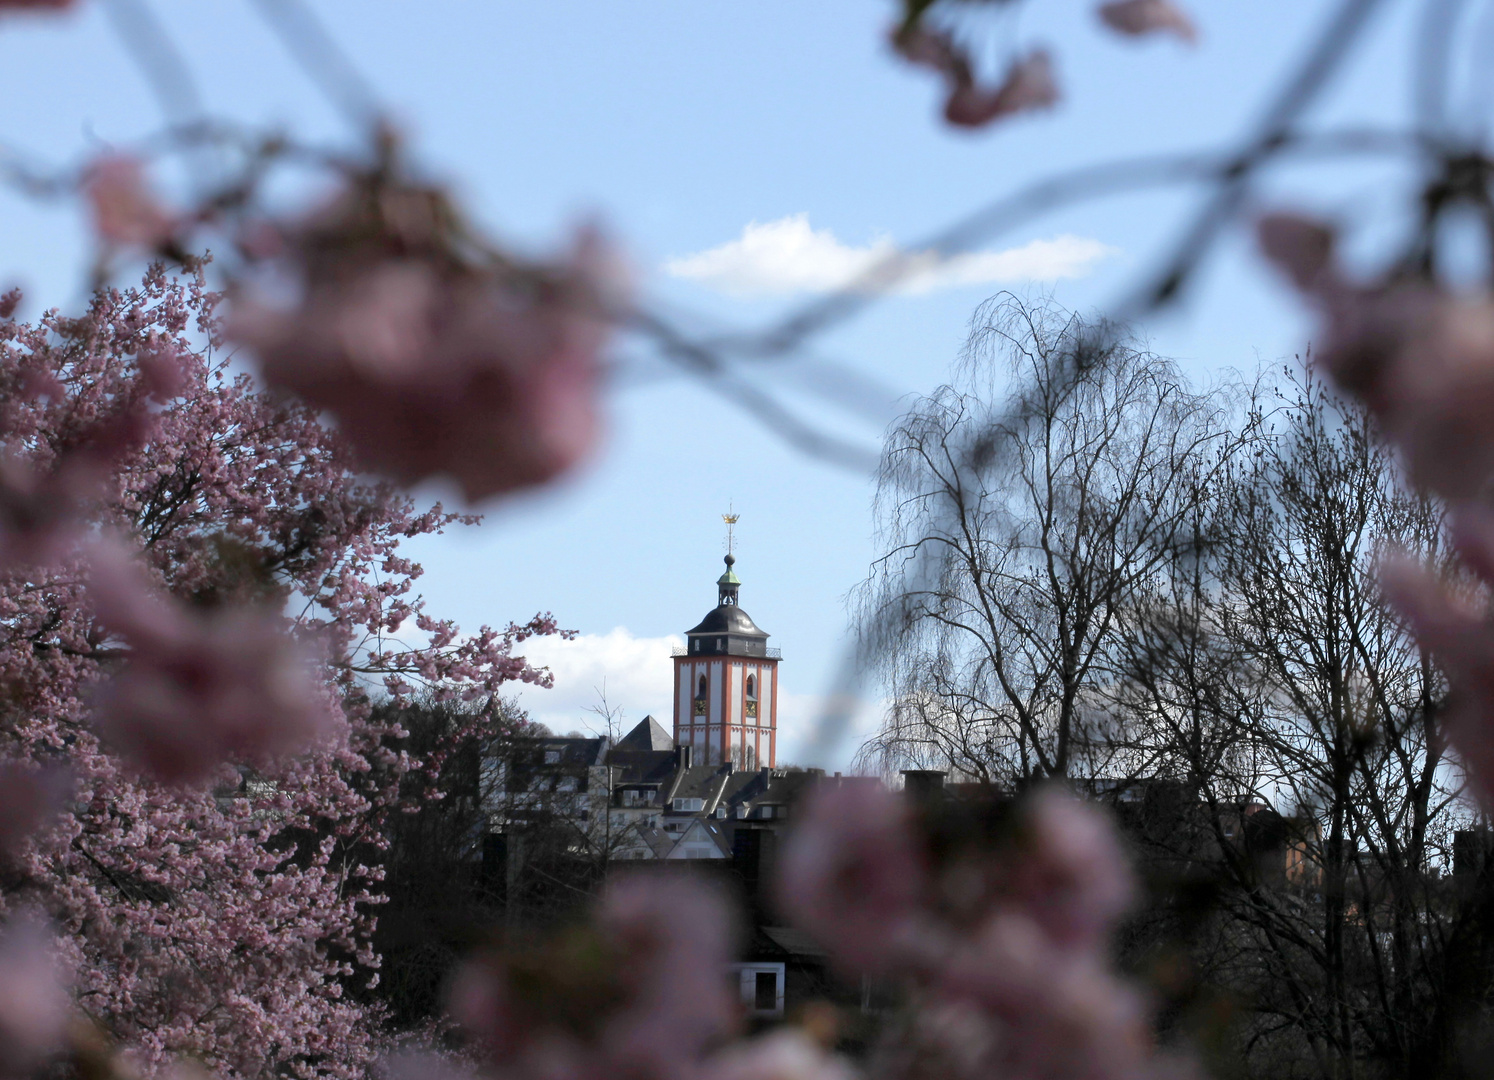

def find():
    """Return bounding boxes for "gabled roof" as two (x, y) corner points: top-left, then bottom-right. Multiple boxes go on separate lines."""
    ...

(630, 824), (676, 859)
(616, 715), (674, 752)
(668, 764), (734, 811)
(665, 818), (732, 859)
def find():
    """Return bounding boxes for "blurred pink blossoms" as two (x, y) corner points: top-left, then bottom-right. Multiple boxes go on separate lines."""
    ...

(891, 23), (1058, 130)
(230, 163), (622, 502)
(0, 914), (71, 1076)
(449, 873), (739, 1080)
(780, 784), (1189, 1080)
(1259, 213), (1494, 810)
(448, 872), (859, 1080)
(1258, 212), (1494, 501)
(0, 763), (69, 861)
(1380, 506), (1494, 803)
(87, 541), (338, 785)
(83, 155), (177, 251)
(1097, 0), (1197, 42)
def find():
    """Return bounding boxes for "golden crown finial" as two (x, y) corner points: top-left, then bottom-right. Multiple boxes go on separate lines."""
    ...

(722, 508), (740, 555)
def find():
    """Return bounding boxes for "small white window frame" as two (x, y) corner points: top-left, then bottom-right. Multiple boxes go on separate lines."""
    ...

(729, 962), (786, 1018)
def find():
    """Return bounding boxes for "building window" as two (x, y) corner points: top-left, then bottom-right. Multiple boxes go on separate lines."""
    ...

(730, 963), (785, 1018)
(754, 972), (777, 1011)
(543, 749), (561, 765)
(697, 674), (708, 697)
(746, 674), (756, 698)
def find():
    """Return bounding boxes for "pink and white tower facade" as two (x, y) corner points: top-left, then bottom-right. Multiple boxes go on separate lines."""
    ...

(671, 549), (781, 769)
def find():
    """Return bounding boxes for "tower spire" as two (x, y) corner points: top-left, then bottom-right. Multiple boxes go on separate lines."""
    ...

(718, 508), (742, 605)
(722, 507), (739, 557)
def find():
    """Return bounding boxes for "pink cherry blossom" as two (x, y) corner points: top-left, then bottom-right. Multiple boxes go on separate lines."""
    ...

(86, 540), (338, 784)
(1007, 787), (1136, 949)
(0, 453), (84, 571)
(0, 762), (70, 860)
(83, 155), (177, 249)
(776, 784), (1188, 1079)
(1256, 212), (1336, 295)
(599, 873), (740, 1079)
(944, 50), (1059, 129)
(1258, 212), (1494, 499)
(1097, 0), (1198, 43)
(704, 1031), (860, 1080)
(892, 25), (1059, 130)
(230, 173), (619, 502)
(777, 781), (929, 976)
(0, 914), (72, 1074)
(1380, 512), (1494, 804)
(942, 911), (1152, 1080)
(450, 873), (737, 1080)
(0, 247), (558, 1078)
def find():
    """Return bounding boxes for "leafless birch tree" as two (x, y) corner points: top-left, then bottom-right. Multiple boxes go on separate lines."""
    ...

(855, 295), (1239, 786)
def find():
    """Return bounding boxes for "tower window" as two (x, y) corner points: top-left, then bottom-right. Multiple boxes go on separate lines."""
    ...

(746, 675), (757, 699)
(697, 674), (708, 698)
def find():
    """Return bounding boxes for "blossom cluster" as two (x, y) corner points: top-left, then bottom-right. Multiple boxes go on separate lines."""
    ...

(0, 268), (571, 1079)
(1258, 213), (1494, 803)
(408, 784), (1193, 1080)
(890, 0), (1195, 130)
(445, 873), (858, 1080)
(778, 784), (1192, 1080)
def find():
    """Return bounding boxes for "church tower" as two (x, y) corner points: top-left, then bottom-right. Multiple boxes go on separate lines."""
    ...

(672, 528), (781, 768)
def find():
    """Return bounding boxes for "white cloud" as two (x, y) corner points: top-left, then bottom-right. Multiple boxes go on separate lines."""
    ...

(509, 627), (681, 737)
(664, 214), (1118, 297)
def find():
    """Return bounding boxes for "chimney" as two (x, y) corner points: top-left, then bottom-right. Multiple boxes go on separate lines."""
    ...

(902, 770), (947, 804)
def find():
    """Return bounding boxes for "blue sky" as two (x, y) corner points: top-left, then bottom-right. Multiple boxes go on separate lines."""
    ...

(0, 0), (1435, 765)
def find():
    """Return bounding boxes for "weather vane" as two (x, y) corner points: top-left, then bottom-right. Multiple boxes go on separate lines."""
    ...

(722, 505), (740, 556)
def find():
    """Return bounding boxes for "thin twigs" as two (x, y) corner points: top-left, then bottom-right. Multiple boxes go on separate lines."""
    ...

(1118, 0), (1391, 317)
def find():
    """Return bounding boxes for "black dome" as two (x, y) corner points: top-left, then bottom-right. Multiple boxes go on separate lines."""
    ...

(687, 604), (768, 639)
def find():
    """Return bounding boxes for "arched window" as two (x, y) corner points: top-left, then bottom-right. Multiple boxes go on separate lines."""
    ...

(697, 674), (708, 698)
(746, 674), (757, 699)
